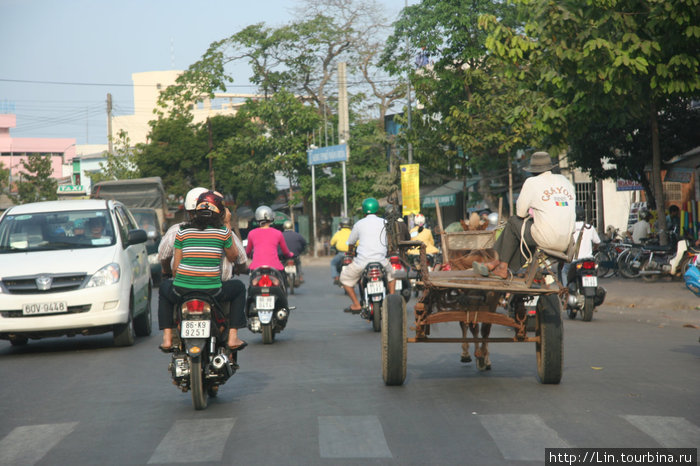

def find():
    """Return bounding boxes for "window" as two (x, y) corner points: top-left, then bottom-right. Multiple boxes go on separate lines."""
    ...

(575, 182), (597, 226)
(663, 182), (682, 202)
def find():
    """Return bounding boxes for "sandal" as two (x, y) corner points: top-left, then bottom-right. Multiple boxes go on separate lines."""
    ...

(158, 344), (175, 353)
(343, 306), (362, 314)
(227, 341), (248, 352)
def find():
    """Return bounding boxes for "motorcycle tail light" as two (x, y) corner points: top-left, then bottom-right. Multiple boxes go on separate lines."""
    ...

(581, 260), (597, 270)
(368, 267), (382, 280)
(253, 274), (279, 287)
(182, 299), (210, 316)
(286, 258), (295, 266)
(389, 256), (403, 270)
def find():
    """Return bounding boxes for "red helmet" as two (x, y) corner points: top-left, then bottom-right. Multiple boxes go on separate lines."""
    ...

(195, 191), (224, 216)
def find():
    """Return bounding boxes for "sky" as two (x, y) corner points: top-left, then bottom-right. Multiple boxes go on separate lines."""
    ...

(0, 0), (408, 146)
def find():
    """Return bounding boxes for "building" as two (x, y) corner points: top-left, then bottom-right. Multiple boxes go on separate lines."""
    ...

(0, 114), (76, 192)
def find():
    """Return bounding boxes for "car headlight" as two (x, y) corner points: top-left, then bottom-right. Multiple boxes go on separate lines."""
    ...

(148, 253), (160, 265)
(86, 263), (121, 287)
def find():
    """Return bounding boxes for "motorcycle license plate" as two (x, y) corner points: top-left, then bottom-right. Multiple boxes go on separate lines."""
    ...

(367, 281), (384, 295)
(285, 265), (297, 274)
(523, 296), (539, 308)
(395, 280), (402, 291)
(181, 320), (210, 338)
(256, 295), (275, 310)
(258, 310), (273, 324)
(22, 301), (67, 315)
(582, 275), (597, 287)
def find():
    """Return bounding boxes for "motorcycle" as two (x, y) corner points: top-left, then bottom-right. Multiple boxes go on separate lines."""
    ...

(683, 255), (700, 297)
(334, 251), (353, 292)
(638, 237), (699, 282)
(351, 261), (389, 332)
(167, 290), (238, 410)
(564, 257), (606, 321)
(389, 255), (412, 303)
(281, 254), (301, 294)
(246, 267), (293, 344)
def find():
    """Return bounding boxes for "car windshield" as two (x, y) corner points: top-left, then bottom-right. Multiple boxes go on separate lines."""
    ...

(0, 209), (116, 253)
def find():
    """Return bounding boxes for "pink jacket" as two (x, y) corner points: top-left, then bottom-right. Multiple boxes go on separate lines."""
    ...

(246, 227), (292, 271)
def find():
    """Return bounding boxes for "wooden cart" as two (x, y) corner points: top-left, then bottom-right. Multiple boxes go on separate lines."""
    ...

(381, 227), (567, 386)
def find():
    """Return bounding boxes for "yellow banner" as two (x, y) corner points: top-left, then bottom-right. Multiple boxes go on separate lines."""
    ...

(400, 163), (420, 215)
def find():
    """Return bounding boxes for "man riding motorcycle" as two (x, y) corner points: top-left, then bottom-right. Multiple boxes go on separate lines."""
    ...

(330, 217), (353, 285)
(280, 219), (307, 283)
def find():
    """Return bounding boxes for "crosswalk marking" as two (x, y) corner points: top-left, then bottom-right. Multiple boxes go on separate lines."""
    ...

(147, 418), (236, 464)
(623, 415), (700, 450)
(318, 415), (392, 458)
(0, 422), (77, 466)
(480, 414), (570, 461)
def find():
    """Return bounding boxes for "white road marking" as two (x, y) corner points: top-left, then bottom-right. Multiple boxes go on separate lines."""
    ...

(480, 414), (570, 461)
(0, 422), (78, 466)
(148, 418), (236, 464)
(318, 415), (392, 458)
(623, 415), (700, 450)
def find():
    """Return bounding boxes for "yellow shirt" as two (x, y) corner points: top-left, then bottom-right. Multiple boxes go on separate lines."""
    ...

(330, 227), (352, 252)
(408, 226), (439, 255)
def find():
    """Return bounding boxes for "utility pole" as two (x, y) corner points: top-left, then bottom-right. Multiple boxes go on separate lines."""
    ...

(207, 118), (215, 191)
(405, 0), (413, 164)
(106, 93), (113, 155)
(338, 62), (350, 216)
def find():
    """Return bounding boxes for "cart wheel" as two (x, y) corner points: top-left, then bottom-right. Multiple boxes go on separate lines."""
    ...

(536, 294), (563, 384)
(382, 294), (407, 386)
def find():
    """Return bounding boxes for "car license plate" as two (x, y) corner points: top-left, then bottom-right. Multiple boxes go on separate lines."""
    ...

(285, 265), (297, 274)
(181, 320), (210, 338)
(395, 280), (402, 291)
(22, 301), (67, 315)
(258, 310), (273, 324)
(367, 281), (384, 295)
(256, 295), (275, 310)
(582, 275), (597, 287)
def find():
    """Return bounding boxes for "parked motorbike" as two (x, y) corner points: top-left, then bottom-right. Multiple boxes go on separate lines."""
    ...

(280, 254), (301, 294)
(389, 255), (411, 303)
(246, 267), (293, 344)
(683, 255), (700, 297)
(564, 257), (606, 321)
(167, 290), (238, 410)
(352, 262), (389, 332)
(638, 238), (699, 282)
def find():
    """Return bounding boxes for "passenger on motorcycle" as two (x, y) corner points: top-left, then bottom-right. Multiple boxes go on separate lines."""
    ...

(561, 206), (601, 286)
(330, 217), (353, 285)
(339, 197), (396, 313)
(280, 219), (307, 283)
(158, 190), (247, 352)
(246, 205), (294, 287)
(407, 213), (440, 256)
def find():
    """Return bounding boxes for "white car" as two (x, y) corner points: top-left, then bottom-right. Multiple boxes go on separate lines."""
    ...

(0, 199), (152, 347)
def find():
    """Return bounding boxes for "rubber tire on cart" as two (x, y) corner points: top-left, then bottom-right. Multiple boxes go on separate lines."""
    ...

(536, 294), (563, 384)
(134, 282), (153, 336)
(262, 323), (275, 344)
(372, 301), (382, 333)
(113, 293), (136, 347)
(582, 296), (594, 322)
(190, 356), (208, 410)
(382, 294), (407, 386)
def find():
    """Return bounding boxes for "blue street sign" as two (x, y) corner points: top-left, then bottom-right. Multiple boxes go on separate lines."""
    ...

(307, 144), (348, 165)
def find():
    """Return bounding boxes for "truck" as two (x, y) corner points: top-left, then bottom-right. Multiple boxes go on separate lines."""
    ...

(90, 177), (169, 234)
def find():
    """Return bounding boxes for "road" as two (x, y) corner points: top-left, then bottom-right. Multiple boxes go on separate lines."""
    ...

(1, 258), (699, 465)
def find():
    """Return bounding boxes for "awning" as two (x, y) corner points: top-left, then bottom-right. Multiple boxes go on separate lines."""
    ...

(422, 180), (474, 208)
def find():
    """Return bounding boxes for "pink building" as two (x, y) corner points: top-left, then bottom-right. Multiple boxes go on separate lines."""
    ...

(0, 114), (77, 192)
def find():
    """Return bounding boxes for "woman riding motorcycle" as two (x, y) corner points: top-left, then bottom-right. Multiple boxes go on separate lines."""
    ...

(246, 206), (294, 286)
(159, 191), (247, 352)
(407, 214), (440, 256)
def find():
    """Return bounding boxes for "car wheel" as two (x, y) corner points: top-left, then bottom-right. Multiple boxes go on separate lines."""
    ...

(113, 293), (136, 347)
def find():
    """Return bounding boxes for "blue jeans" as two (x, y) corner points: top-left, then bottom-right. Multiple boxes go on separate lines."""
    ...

(331, 252), (344, 278)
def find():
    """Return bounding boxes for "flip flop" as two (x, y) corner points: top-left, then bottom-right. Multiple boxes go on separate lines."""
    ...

(343, 306), (362, 314)
(227, 341), (248, 352)
(158, 344), (175, 353)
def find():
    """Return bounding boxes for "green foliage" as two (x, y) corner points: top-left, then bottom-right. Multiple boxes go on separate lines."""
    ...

(89, 130), (141, 184)
(0, 161), (8, 193)
(14, 154), (57, 204)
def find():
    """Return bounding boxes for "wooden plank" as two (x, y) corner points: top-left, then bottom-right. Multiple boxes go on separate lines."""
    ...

(418, 277), (559, 294)
(408, 337), (540, 343)
(421, 310), (520, 327)
(435, 199), (449, 263)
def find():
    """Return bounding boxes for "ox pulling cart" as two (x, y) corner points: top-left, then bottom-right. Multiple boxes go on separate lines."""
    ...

(381, 222), (571, 387)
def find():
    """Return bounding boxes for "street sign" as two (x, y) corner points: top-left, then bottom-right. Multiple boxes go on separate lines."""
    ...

(307, 144), (348, 165)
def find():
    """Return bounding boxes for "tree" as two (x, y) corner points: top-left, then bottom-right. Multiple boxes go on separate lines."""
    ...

(88, 130), (141, 184)
(15, 154), (57, 204)
(0, 162), (8, 194)
(482, 0), (700, 243)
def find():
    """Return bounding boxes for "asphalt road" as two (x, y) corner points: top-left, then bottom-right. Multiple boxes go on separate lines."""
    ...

(1, 257), (698, 465)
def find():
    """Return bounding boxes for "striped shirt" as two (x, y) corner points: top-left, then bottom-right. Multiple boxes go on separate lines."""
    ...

(173, 226), (233, 289)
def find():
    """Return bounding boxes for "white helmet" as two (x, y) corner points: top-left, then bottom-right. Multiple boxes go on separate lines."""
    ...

(255, 205), (274, 223)
(184, 187), (208, 211)
(414, 214), (425, 227)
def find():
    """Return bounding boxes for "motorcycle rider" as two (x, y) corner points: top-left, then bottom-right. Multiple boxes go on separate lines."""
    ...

(330, 217), (353, 285)
(246, 205), (294, 287)
(628, 209), (652, 244)
(340, 197), (396, 313)
(159, 191), (247, 352)
(561, 205), (601, 286)
(483, 151), (576, 278)
(407, 213), (440, 257)
(280, 219), (307, 283)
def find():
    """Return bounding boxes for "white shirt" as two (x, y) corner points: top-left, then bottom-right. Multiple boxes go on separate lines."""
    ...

(629, 220), (651, 244)
(516, 171), (576, 252)
(347, 214), (388, 267)
(573, 221), (601, 259)
(158, 221), (247, 280)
